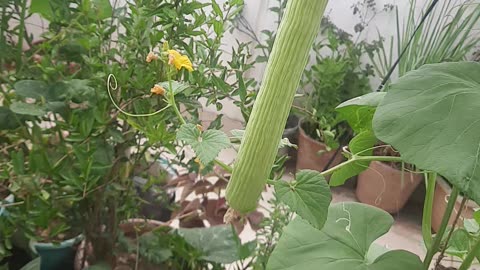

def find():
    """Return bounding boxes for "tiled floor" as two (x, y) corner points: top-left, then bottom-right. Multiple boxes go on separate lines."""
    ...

(199, 110), (478, 269)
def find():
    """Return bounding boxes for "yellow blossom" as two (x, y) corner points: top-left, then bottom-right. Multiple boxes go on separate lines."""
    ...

(167, 50), (193, 72)
(150, 85), (166, 96)
(146, 52), (159, 63)
(196, 124), (203, 132)
(194, 157), (204, 170)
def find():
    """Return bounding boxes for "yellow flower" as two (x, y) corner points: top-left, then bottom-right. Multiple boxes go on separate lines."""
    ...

(150, 85), (166, 96)
(194, 157), (204, 170)
(196, 124), (203, 132)
(146, 51), (159, 63)
(167, 50), (193, 72)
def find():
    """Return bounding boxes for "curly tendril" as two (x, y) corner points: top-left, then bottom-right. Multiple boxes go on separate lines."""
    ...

(107, 74), (171, 117)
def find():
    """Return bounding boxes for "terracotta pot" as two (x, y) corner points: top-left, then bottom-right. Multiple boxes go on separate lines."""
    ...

(431, 177), (478, 233)
(296, 125), (343, 176)
(74, 219), (166, 270)
(356, 161), (423, 213)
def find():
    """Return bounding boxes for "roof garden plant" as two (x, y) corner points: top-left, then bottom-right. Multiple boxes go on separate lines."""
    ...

(0, 0), (253, 266)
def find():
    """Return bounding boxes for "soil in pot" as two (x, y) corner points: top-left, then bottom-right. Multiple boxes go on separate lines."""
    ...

(431, 177), (478, 233)
(296, 122), (343, 176)
(356, 147), (423, 213)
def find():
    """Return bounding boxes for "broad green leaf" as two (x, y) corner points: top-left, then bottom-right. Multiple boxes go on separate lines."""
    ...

(464, 219), (479, 234)
(178, 225), (239, 264)
(0, 107), (21, 130)
(177, 123), (230, 164)
(373, 62), (480, 205)
(267, 202), (422, 270)
(336, 92), (385, 132)
(14, 80), (48, 100)
(274, 170), (331, 229)
(30, 1), (53, 20)
(330, 130), (377, 186)
(10, 102), (46, 116)
(474, 210), (480, 225)
(158, 81), (190, 95)
(446, 228), (470, 259)
(91, 0), (112, 19)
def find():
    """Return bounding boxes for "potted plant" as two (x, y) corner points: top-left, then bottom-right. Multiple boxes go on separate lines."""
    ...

(431, 177), (479, 232)
(356, 145), (423, 213)
(296, 19), (372, 174)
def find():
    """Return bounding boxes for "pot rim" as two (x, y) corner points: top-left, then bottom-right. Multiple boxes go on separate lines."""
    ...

(436, 176), (479, 208)
(0, 194), (14, 216)
(298, 119), (331, 148)
(31, 234), (84, 252)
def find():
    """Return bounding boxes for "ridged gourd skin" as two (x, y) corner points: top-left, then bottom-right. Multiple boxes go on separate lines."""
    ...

(225, 0), (329, 214)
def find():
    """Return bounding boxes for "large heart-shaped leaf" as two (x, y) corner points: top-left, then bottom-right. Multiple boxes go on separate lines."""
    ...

(373, 62), (480, 204)
(274, 170), (331, 229)
(178, 225), (239, 264)
(267, 202), (422, 270)
(0, 107), (21, 130)
(177, 123), (230, 164)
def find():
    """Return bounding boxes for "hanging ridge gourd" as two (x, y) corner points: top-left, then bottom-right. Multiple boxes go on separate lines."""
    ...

(225, 0), (329, 214)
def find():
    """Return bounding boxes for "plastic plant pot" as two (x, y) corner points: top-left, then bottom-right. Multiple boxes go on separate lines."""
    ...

(30, 234), (83, 270)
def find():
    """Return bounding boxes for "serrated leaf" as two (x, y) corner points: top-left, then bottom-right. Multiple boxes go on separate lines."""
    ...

(178, 225), (239, 264)
(373, 62), (480, 205)
(330, 130), (377, 186)
(177, 123), (230, 164)
(464, 219), (479, 234)
(446, 228), (470, 259)
(14, 80), (49, 100)
(274, 170), (331, 229)
(10, 102), (46, 116)
(267, 202), (423, 270)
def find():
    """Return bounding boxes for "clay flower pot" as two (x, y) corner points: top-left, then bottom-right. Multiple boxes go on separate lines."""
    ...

(296, 123), (343, 176)
(431, 177), (478, 232)
(356, 161), (423, 213)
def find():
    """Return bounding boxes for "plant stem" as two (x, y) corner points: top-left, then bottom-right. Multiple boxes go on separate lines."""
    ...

(422, 172), (436, 249)
(16, 0), (27, 72)
(168, 79), (186, 125)
(459, 236), (480, 270)
(321, 155), (403, 176)
(435, 196), (467, 268)
(422, 186), (460, 269)
(214, 159), (232, 173)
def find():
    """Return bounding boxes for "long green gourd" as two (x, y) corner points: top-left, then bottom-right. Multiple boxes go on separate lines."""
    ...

(226, 0), (329, 214)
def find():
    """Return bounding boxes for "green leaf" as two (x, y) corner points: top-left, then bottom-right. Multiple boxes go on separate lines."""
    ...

(0, 107), (21, 130)
(91, 0), (112, 19)
(330, 130), (377, 186)
(474, 210), (480, 225)
(211, 0), (223, 17)
(177, 123), (230, 164)
(178, 225), (239, 264)
(464, 219), (479, 234)
(14, 80), (48, 100)
(10, 102), (46, 116)
(84, 262), (111, 270)
(373, 62), (480, 205)
(274, 170), (331, 229)
(446, 228), (470, 259)
(336, 92), (385, 132)
(267, 202), (423, 270)
(30, 1), (53, 20)
(158, 81), (190, 95)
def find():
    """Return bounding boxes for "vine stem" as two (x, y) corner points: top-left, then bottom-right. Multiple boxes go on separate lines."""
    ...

(320, 156), (403, 177)
(422, 172), (436, 249)
(459, 236), (480, 270)
(422, 186), (460, 269)
(435, 196), (468, 268)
